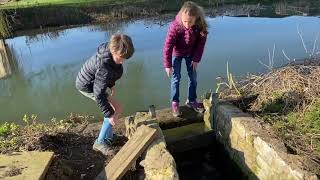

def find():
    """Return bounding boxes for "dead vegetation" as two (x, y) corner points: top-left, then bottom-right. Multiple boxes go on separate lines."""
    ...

(219, 57), (320, 171)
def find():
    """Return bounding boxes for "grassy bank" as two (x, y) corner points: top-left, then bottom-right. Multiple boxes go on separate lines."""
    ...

(0, 0), (278, 9)
(218, 58), (320, 173)
(0, 113), (129, 179)
(0, 0), (147, 9)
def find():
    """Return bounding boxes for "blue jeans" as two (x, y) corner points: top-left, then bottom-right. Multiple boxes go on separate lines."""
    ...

(171, 56), (197, 103)
(79, 90), (113, 143)
(97, 117), (113, 144)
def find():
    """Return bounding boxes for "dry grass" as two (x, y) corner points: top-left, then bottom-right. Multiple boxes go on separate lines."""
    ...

(220, 57), (320, 167)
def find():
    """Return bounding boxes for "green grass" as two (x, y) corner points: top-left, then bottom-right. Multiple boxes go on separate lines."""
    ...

(264, 101), (320, 156)
(0, 122), (18, 137)
(0, 0), (148, 9)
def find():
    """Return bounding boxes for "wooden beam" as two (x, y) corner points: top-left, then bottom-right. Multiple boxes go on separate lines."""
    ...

(96, 125), (157, 180)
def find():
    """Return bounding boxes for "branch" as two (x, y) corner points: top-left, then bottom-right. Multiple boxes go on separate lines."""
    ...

(297, 24), (308, 54)
(312, 33), (319, 56)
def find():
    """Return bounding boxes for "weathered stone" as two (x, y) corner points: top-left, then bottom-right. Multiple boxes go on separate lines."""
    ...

(203, 98), (213, 130)
(214, 104), (317, 180)
(125, 111), (178, 180)
(256, 155), (271, 173)
(232, 119), (246, 140)
(0, 151), (54, 180)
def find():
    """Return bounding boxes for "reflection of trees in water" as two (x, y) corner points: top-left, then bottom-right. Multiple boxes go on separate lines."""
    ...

(0, 42), (21, 80)
(89, 20), (130, 38)
(25, 28), (67, 44)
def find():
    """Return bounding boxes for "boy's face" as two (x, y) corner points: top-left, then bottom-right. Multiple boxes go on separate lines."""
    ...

(112, 53), (125, 64)
(181, 12), (196, 29)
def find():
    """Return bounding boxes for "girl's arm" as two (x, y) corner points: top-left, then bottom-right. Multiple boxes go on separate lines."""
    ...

(163, 22), (178, 68)
(192, 32), (207, 63)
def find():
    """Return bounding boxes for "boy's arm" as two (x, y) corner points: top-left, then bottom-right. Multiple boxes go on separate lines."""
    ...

(192, 32), (207, 63)
(93, 68), (115, 118)
(163, 22), (178, 68)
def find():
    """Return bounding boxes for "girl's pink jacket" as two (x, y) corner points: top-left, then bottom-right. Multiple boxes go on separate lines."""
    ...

(163, 15), (207, 68)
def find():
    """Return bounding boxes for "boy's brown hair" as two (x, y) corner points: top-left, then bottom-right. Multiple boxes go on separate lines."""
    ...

(108, 34), (134, 59)
(178, 1), (208, 33)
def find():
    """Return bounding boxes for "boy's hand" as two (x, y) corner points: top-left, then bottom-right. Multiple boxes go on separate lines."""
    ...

(165, 68), (172, 77)
(107, 97), (123, 126)
(108, 115), (117, 126)
(111, 86), (116, 96)
(192, 61), (199, 71)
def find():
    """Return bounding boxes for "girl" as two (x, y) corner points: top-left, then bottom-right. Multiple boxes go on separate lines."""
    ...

(163, 1), (208, 117)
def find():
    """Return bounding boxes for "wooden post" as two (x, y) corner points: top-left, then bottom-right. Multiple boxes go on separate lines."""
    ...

(0, 39), (12, 79)
(148, 105), (156, 118)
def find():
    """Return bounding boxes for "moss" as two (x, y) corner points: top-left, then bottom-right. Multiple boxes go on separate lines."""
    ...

(304, 101), (320, 133)
(262, 92), (286, 113)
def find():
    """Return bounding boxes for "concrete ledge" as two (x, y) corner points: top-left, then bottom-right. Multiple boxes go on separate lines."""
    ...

(0, 151), (54, 180)
(204, 96), (318, 180)
(125, 111), (179, 180)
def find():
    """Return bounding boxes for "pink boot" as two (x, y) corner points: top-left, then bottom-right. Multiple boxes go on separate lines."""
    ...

(172, 101), (182, 117)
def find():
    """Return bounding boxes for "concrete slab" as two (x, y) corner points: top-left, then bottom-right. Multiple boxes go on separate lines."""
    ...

(0, 151), (54, 180)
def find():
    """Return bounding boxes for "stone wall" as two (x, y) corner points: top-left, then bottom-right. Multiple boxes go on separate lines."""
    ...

(125, 111), (179, 180)
(204, 94), (318, 180)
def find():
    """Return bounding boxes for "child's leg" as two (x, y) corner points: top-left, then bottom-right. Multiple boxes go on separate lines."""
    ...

(171, 57), (182, 102)
(185, 57), (197, 102)
(97, 117), (113, 143)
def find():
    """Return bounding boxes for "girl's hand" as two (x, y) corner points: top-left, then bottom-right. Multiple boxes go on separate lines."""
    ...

(192, 61), (199, 71)
(165, 68), (172, 77)
(111, 86), (116, 96)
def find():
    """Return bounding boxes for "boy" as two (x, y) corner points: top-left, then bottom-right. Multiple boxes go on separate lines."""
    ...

(76, 33), (134, 156)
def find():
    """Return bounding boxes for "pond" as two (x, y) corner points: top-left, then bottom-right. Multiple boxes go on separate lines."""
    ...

(1, 2), (320, 122)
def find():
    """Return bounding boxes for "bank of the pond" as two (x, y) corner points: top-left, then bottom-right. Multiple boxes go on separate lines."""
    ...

(219, 57), (320, 176)
(0, 0), (278, 9)
(0, 114), (132, 179)
(1, 0), (319, 38)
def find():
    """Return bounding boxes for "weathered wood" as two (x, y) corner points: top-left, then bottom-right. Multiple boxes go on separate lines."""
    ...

(148, 105), (156, 118)
(96, 125), (157, 180)
(156, 106), (203, 129)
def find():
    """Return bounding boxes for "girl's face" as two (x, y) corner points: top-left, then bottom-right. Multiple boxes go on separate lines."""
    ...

(181, 12), (196, 29)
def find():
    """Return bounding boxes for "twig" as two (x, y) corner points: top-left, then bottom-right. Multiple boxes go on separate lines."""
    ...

(297, 24), (308, 54)
(312, 33), (319, 56)
(282, 49), (293, 62)
(259, 60), (272, 70)
(272, 44), (275, 67)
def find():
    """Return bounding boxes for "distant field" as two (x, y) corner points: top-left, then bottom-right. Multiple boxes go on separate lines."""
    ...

(0, 0), (147, 9)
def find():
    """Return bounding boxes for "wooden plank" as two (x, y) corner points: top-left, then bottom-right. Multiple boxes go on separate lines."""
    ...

(96, 125), (157, 180)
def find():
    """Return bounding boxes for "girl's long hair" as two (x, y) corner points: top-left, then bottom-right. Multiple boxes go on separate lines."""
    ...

(178, 1), (208, 33)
